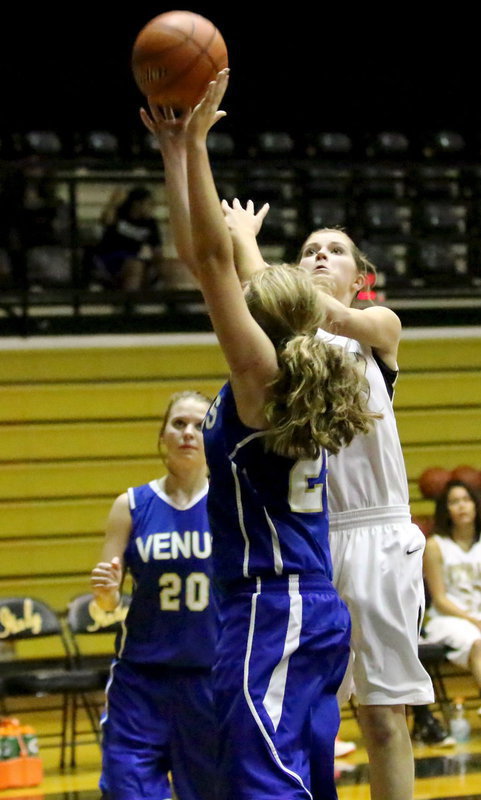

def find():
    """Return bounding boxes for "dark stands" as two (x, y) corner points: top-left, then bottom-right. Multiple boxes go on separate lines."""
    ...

(0, 127), (480, 335)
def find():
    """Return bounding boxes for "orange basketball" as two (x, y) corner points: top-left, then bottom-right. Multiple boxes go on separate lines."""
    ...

(418, 467), (452, 499)
(451, 464), (481, 490)
(132, 11), (228, 110)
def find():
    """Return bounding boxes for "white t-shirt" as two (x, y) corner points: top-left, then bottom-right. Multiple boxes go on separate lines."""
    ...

(429, 533), (481, 619)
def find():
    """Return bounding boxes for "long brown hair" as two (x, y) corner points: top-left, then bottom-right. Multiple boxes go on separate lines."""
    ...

(434, 479), (481, 542)
(245, 265), (380, 458)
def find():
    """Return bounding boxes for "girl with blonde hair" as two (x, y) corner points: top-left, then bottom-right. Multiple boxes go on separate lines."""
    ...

(91, 390), (216, 800)
(143, 69), (376, 800)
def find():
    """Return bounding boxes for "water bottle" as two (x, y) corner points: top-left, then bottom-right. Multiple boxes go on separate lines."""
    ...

(449, 697), (471, 742)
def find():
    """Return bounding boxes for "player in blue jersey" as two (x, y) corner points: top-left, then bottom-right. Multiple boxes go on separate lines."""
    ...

(91, 390), (215, 800)
(142, 69), (378, 800)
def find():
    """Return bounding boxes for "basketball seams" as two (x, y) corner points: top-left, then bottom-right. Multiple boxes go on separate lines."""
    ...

(153, 25), (223, 95)
(133, 12), (228, 107)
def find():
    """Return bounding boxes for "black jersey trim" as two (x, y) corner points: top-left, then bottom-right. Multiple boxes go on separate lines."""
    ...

(372, 350), (398, 400)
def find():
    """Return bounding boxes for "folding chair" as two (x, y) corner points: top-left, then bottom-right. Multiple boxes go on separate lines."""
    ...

(66, 592), (130, 675)
(361, 200), (412, 237)
(417, 201), (468, 237)
(418, 642), (451, 724)
(307, 199), (348, 230)
(423, 130), (466, 160)
(63, 593), (131, 764)
(366, 131), (410, 160)
(311, 132), (353, 158)
(415, 241), (469, 287)
(0, 596), (106, 768)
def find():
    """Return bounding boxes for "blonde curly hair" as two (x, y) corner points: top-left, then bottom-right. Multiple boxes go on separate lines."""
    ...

(245, 265), (380, 459)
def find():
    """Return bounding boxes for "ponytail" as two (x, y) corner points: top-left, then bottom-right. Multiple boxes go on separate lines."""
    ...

(245, 263), (380, 459)
(264, 333), (379, 458)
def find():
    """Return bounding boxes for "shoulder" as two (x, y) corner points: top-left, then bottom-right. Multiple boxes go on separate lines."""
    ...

(110, 492), (130, 513)
(105, 492), (133, 541)
(361, 305), (401, 325)
(362, 306), (401, 368)
(425, 534), (444, 557)
(128, 482), (159, 510)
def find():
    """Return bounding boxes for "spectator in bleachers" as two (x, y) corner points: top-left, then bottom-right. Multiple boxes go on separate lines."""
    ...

(17, 165), (71, 288)
(0, 167), (27, 287)
(421, 480), (481, 702)
(90, 186), (163, 291)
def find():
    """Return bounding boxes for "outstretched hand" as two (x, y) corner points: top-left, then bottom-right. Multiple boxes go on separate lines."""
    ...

(187, 68), (229, 141)
(222, 198), (269, 238)
(140, 101), (192, 154)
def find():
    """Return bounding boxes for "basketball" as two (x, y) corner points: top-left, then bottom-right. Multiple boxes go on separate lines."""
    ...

(451, 464), (481, 490)
(132, 11), (228, 110)
(418, 467), (452, 499)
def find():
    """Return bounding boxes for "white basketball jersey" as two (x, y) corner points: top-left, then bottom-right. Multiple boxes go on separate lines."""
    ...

(317, 329), (409, 517)
(429, 534), (481, 619)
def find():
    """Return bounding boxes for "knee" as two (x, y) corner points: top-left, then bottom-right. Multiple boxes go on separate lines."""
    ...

(469, 638), (481, 664)
(358, 705), (405, 747)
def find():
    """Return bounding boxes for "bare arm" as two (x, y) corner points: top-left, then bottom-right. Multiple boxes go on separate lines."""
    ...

(90, 493), (132, 611)
(184, 71), (278, 427)
(100, 188), (126, 226)
(317, 293), (401, 368)
(140, 104), (197, 275)
(221, 198), (269, 281)
(424, 536), (481, 630)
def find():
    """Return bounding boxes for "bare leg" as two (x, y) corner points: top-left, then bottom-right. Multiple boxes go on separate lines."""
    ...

(121, 258), (145, 291)
(468, 639), (481, 688)
(358, 704), (414, 800)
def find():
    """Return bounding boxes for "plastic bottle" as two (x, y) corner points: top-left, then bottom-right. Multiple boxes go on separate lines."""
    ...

(449, 697), (471, 742)
(19, 725), (38, 757)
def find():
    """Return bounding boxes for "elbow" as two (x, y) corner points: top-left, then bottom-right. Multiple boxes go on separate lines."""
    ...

(195, 248), (232, 276)
(325, 305), (351, 335)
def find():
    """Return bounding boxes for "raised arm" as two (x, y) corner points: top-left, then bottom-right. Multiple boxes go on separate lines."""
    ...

(140, 103), (197, 274)
(317, 294), (402, 368)
(221, 198), (269, 281)
(183, 70), (278, 426)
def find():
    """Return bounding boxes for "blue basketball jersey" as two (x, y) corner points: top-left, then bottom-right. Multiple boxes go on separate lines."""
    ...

(202, 382), (332, 584)
(117, 479), (216, 667)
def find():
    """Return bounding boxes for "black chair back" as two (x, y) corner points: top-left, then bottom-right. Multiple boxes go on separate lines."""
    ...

(67, 593), (130, 636)
(0, 597), (63, 641)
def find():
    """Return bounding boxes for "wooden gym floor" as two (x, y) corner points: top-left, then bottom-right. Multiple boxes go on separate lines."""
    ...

(3, 699), (481, 800)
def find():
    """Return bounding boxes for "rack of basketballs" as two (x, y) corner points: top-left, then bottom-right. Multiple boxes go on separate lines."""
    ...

(414, 464), (481, 536)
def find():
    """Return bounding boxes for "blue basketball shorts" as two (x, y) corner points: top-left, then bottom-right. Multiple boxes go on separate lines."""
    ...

(100, 659), (217, 800)
(213, 573), (351, 800)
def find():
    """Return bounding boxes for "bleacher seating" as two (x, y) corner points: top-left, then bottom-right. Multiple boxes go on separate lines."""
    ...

(0, 127), (481, 332)
(0, 332), (479, 732)
(0, 333), (479, 611)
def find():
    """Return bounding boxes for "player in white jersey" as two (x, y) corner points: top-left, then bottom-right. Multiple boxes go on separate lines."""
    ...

(220, 213), (434, 799)
(423, 480), (481, 685)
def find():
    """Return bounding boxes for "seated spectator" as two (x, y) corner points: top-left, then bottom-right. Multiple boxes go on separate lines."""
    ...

(422, 479), (481, 705)
(0, 171), (14, 287)
(20, 166), (71, 288)
(91, 186), (163, 291)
